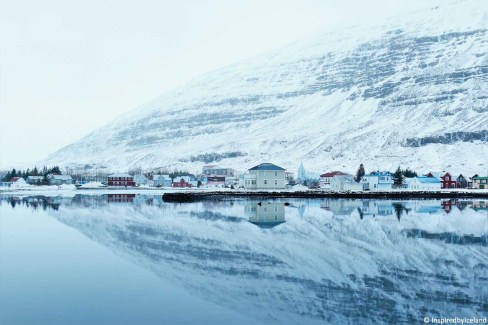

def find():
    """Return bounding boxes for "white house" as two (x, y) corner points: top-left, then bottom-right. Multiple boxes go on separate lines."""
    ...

(133, 174), (149, 186)
(9, 177), (27, 188)
(26, 176), (44, 185)
(330, 175), (363, 191)
(408, 176), (441, 190)
(153, 174), (172, 187)
(320, 171), (349, 189)
(361, 171), (394, 190)
(242, 163), (286, 190)
(48, 174), (74, 185)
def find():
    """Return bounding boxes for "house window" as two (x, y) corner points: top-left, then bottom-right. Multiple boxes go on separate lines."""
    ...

(264, 180), (267, 185)
(275, 180), (278, 185)
(274, 171), (277, 176)
(251, 180), (256, 185)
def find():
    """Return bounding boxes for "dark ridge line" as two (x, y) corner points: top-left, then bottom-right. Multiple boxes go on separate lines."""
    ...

(162, 191), (488, 202)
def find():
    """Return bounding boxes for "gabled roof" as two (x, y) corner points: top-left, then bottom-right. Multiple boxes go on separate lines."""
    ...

(472, 176), (488, 180)
(109, 173), (132, 177)
(9, 177), (24, 182)
(320, 171), (349, 177)
(51, 175), (73, 180)
(415, 176), (440, 184)
(369, 171), (392, 176)
(249, 163), (285, 171)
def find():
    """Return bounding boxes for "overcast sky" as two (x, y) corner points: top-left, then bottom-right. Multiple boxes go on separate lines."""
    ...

(0, 0), (431, 168)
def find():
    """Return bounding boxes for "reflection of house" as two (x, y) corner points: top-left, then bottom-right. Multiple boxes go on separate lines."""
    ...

(245, 202), (285, 228)
(471, 201), (488, 211)
(107, 194), (135, 203)
(441, 200), (455, 213)
(107, 174), (135, 187)
(408, 177), (441, 190)
(242, 163), (286, 190)
(360, 200), (395, 217)
(361, 171), (393, 191)
(320, 199), (362, 216)
(48, 174), (74, 185)
(320, 171), (349, 189)
(330, 175), (363, 191)
(471, 175), (488, 189)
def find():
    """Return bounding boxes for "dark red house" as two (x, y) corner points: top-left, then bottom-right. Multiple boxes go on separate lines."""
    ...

(172, 176), (192, 188)
(427, 172), (457, 189)
(107, 173), (135, 187)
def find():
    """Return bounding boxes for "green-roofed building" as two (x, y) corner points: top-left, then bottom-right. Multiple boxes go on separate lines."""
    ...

(471, 175), (488, 189)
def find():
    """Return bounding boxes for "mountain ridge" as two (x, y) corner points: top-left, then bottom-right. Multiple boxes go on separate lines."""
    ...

(44, 0), (488, 174)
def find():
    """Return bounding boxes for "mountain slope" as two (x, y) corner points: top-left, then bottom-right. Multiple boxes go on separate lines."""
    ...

(44, 0), (488, 173)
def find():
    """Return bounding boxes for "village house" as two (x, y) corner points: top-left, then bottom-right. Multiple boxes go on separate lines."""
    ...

(107, 173), (135, 187)
(427, 172), (457, 189)
(206, 176), (226, 188)
(48, 174), (74, 186)
(330, 175), (363, 191)
(133, 174), (149, 186)
(153, 174), (172, 187)
(173, 176), (192, 188)
(361, 171), (394, 191)
(241, 163), (286, 190)
(9, 177), (27, 188)
(471, 175), (488, 189)
(408, 176), (441, 190)
(320, 171), (349, 189)
(456, 174), (468, 188)
(26, 176), (44, 185)
(202, 165), (235, 186)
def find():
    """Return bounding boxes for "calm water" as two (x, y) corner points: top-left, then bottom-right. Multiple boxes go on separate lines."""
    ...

(0, 194), (487, 324)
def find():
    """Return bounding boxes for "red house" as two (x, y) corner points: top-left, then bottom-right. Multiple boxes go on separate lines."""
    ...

(107, 173), (135, 187)
(427, 172), (457, 189)
(172, 176), (192, 188)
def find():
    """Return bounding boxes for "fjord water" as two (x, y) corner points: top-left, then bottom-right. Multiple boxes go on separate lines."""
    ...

(0, 194), (487, 324)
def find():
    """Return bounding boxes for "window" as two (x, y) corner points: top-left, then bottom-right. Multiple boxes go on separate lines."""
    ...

(251, 180), (256, 185)
(264, 180), (267, 185)
(274, 171), (277, 176)
(275, 180), (278, 185)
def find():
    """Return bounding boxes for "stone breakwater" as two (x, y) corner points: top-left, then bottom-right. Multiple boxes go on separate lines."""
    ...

(162, 191), (488, 202)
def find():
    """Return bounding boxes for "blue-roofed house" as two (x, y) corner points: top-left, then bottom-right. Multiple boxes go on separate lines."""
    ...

(242, 163), (286, 190)
(361, 171), (394, 190)
(408, 176), (441, 190)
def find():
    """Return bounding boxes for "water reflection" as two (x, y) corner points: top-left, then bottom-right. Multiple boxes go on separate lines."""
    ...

(1, 194), (487, 324)
(245, 202), (286, 228)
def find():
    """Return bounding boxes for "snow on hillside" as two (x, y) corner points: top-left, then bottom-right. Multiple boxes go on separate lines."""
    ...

(43, 0), (488, 174)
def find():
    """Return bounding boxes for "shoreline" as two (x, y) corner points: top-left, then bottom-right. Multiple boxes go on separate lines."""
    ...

(162, 190), (488, 202)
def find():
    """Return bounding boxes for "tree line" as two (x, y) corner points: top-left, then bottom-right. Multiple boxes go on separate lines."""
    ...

(2, 166), (62, 184)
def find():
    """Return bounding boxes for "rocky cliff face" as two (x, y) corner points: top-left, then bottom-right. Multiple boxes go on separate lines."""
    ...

(44, 0), (488, 173)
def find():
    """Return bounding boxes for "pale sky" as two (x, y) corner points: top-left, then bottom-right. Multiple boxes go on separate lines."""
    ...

(0, 0), (430, 168)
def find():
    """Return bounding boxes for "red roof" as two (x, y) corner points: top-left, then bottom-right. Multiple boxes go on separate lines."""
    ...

(320, 171), (349, 177)
(9, 177), (22, 182)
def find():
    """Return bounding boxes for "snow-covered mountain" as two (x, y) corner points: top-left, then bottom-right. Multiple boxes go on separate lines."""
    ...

(44, 0), (488, 174)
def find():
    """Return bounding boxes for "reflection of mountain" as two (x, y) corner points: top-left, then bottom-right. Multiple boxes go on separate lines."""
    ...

(245, 202), (286, 228)
(26, 195), (487, 324)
